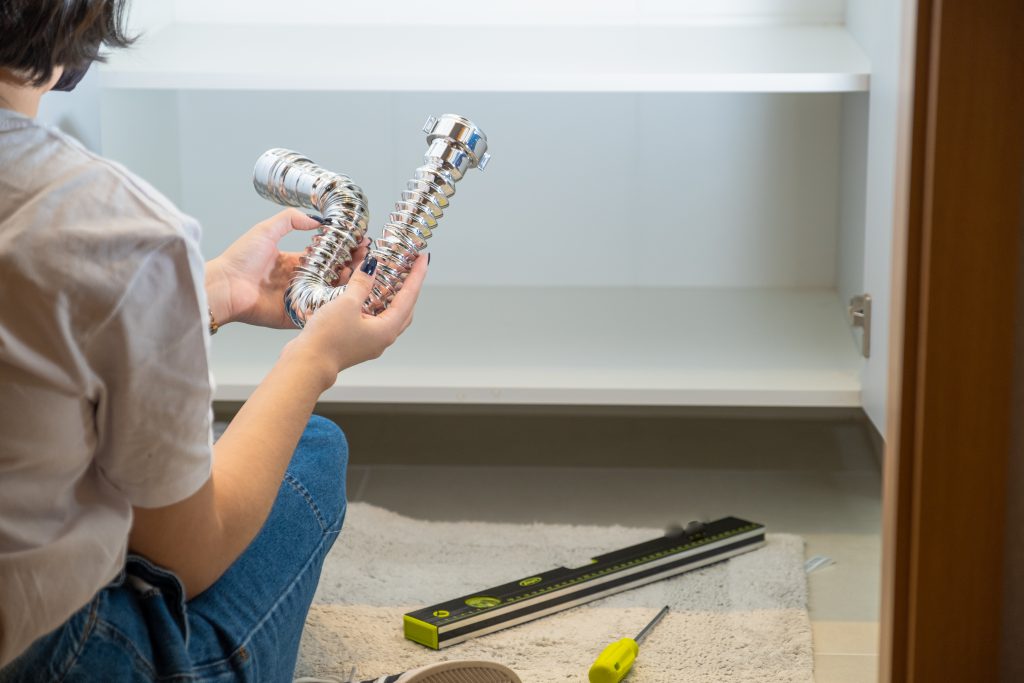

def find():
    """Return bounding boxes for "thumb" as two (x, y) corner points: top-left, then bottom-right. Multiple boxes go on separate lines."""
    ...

(342, 254), (379, 306)
(258, 208), (321, 241)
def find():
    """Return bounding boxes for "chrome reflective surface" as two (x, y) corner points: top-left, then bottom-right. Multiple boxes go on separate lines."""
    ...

(365, 114), (489, 314)
(252, 114), (488, 325)
(253, 148), (370, 327)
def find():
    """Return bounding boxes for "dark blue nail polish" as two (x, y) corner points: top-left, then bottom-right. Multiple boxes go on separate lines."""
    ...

(360, 256), (378, 276)
(308, 214), (325, 223)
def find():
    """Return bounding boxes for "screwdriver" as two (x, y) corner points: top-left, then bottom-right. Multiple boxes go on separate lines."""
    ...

(588, 606), (670, 683)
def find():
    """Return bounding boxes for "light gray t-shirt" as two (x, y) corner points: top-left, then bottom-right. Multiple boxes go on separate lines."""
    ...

(0, 109), (214, 666)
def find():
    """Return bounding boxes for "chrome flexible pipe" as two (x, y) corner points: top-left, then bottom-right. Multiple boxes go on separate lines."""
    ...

(364, 114), (489, 314)
(253, 149), (370, 327)
(252, 114), (489, 325)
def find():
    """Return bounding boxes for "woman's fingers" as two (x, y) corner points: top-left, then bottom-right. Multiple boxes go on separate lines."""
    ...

(377, 255), (428, 327)
(338, 238), (372, 283)
(342, 256), (378, 309)
(352, 237), (371, 263)
(257, 208), (321, 241)
(295, 252), (429, 373)
(289, 209), (324, 231)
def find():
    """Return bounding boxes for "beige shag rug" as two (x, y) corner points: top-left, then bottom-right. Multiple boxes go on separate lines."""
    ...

(296, 503), (812, 682)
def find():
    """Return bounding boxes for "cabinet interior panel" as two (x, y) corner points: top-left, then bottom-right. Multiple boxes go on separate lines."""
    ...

(98, 73), (869, 410)
(209, 287), (863, 406)
(132, 91), (845, 290)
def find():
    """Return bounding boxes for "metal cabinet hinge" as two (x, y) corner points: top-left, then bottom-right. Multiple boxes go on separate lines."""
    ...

(849, 293), (872, 358)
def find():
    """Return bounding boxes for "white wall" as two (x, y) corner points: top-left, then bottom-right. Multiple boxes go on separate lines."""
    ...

(168, 0), (845, 25)
(837, 93), (867, 311)
(35, 69), (102, 152)
(126, 0), (173, 34)
(845, 0), (915, 436)
(99, 90), (182, 204)
(32, 0), (174, 153)
(112, 92), (844, 289)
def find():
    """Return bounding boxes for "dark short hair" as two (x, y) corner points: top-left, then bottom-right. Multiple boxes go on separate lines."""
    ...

(0, 0), (134, 87)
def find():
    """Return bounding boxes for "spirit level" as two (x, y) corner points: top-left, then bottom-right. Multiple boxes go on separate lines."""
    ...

(403, 516), (766, 649)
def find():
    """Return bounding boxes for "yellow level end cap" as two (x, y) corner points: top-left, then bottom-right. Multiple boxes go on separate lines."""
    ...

(403, 615), (440, 650)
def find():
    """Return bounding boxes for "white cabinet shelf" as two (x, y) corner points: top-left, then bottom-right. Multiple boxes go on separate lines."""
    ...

(96, 1), (907, 427)
(210, 287), (862, 406)
(100, 23), (870, 93)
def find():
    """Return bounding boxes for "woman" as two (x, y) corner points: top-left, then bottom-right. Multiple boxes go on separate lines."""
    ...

(0, 2), (518, 682)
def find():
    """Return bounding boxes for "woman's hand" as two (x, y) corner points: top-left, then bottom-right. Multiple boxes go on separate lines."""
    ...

(282, 254), (428, 387)
(205, 209), (371, 329)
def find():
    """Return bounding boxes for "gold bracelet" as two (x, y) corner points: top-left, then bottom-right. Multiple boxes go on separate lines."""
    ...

(208, 308), (220, 335)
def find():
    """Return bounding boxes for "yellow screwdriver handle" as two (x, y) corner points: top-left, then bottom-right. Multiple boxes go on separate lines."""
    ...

(588, 638), (640, 683)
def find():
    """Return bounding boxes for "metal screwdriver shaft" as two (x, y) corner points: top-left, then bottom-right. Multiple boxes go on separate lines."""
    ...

(634, 606), (670, 644)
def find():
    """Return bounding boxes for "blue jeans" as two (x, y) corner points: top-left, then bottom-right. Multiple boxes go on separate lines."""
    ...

(1, 415), (348, 682)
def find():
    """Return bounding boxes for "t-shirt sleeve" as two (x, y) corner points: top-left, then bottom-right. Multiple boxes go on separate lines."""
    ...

(85, 234), (214, 509)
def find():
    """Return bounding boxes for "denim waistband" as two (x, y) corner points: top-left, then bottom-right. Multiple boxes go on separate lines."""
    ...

(116, 553), (191, 646)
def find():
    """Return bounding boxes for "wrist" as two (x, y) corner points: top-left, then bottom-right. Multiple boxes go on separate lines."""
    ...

(204, 257), (234, 327)
(279, 338), (338, 394)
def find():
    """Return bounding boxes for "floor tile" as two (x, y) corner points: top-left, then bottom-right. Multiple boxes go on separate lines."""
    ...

(805, 533), (882, 622)
(813, 621), (880, 655)
(356, 465), (880, 535)
(814, 654), (879, 683)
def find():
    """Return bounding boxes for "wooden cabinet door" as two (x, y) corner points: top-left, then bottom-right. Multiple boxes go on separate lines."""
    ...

(881, 0), (1024, 679)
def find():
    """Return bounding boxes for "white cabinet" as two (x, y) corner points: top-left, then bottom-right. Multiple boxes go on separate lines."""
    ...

(98, 0), (915, 437)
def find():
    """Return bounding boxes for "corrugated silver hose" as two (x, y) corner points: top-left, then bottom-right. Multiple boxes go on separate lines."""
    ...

(252, 148), (370, 327)
(252, 114), (489, 325)
(364, 114), (490, 314)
